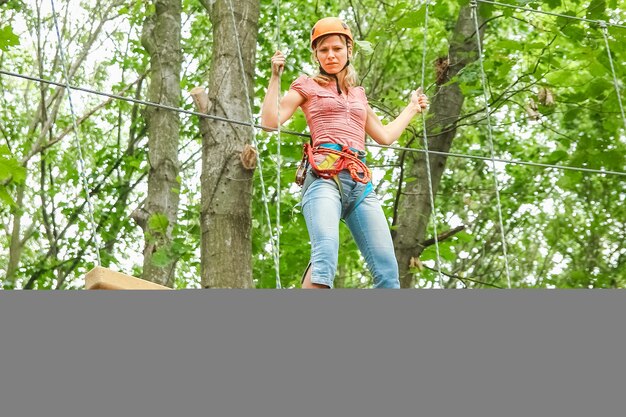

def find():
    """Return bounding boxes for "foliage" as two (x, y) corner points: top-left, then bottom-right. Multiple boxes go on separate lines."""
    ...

(0, 0), (624, 289)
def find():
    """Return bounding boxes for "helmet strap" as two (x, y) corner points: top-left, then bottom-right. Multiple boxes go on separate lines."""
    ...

(319, 60), (350, 95)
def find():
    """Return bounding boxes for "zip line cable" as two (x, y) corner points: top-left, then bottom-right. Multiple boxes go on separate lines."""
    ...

(367, 142), (625, 177)
(599, 21), (626, 131)
(274, 0), (282, 289)
(3, 69), (625, 179)
(476, 0), (626, 30)
(8, 1), (620, 287)
(4, 67), (626, 180)
(471, 0), (512, 288)
(226, 0), (281, 287)
(419, 1), (444, 286)
(49, 0), (102, 266)
(0, 70), (308, 137)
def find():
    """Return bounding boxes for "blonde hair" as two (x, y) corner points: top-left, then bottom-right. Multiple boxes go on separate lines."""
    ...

(311, 34), (359, 92)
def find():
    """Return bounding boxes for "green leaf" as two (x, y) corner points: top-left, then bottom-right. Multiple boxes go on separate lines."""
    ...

(0, 187), (16, 207)
(600, 149), (624, 170)
(0, 146), (26, 183)
(148, 213), (169, 233)
(547, 150), (569, 164)
(396, 10), (425, 29)
(586, 0), (607, 21)
(151, 248), (173, 267)
(586, 78), (613, 98)
(454, 231), (473, 244)
(556, 170), (583, 191)
(570, 270), (588, 282)
(354, 40), (373, 56)
(0, 26), (19, 51)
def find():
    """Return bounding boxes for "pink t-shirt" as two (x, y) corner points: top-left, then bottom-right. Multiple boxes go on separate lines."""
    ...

(289, 75), (369, 151)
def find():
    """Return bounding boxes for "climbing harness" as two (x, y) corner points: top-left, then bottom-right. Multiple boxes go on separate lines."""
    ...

(296, 142), (371, 187)
(298, 143), (373, 220)
(297, 142), (373, 286)
(304, 143), (371, 183)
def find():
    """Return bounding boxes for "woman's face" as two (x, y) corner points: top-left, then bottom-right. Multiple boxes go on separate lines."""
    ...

(315, 35), (351, 74)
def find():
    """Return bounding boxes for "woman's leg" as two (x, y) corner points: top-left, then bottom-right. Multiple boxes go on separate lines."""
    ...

(345, 193), (400, 288)
(300, 262), (327, 289)
(301, 178), (342, 288)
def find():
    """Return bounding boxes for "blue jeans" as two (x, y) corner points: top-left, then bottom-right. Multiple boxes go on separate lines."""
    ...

(301, 172), (400, 288)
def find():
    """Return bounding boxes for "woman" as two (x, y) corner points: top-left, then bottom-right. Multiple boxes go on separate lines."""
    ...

(261, 17), (429, 288)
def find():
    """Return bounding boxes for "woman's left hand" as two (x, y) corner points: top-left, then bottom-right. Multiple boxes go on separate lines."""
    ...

(410, 88), (430, 112)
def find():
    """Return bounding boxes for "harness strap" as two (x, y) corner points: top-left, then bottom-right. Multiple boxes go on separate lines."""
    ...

(304, 143), (371, 184)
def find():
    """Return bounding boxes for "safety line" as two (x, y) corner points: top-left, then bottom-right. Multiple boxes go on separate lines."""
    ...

(419, 1), (444, 286)
(226, 0), (281, 287)
(0, 70), (308, 137)
(274, 0), (282, 289)
(471, 0), (512, 288)
(50, 0), (102, 265)
(367, 143), (626, 177)
(477, 0), (626, 30)
(599, 21), (626, 131)
(2, 69), (625, 178)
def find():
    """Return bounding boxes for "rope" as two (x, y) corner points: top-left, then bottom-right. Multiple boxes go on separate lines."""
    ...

(368, 143), (626, 177)
(274, 0), (282, 289)
(599, 21), (626, 131)
(50, 0), (101, 266)
(0, 70), (308, 137)
(477, 0), (626, 30)
(471, 0), (512, 288)
(226, 0), (281, 287)
(3, 69), (625, 178)
(419, 0), (444, 287)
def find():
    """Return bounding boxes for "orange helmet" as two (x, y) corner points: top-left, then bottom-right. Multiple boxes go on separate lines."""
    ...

(310, 17), (353, 49)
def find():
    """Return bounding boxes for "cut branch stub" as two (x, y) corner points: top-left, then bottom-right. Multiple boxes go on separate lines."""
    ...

(190, 86), (210, 113)
(240, 144), (257, 170)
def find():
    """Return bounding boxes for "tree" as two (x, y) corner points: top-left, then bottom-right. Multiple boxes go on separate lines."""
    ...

(0, 0), (624, 289)
(196, 0), (260, 288)
(134, 0), (183, 287)
(393, 5), (485, 288)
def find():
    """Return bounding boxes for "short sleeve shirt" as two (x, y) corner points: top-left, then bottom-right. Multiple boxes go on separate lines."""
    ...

(289, 75), (369, 151)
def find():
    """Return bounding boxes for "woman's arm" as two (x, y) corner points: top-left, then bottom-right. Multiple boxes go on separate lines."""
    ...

(261, 51), (305, 130)
(365, 89), (429, 146)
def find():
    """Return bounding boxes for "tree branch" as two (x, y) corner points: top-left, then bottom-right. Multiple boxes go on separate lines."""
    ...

(422, 225), (467, 247)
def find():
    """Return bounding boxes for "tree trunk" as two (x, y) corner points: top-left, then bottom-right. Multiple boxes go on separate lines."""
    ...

(198, 0), (259, 288)
(6, 185), (25, 286)
(136, 0), (182, 287)
(393, 5), (485, 288)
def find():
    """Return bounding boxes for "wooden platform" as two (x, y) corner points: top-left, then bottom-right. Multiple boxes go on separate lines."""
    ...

(85, 266), (172, 290)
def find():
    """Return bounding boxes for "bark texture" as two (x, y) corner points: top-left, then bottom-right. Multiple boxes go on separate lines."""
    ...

(393, 6), (485, 288)
(137, 0), (182, 287)
(199, 0), (260, 288)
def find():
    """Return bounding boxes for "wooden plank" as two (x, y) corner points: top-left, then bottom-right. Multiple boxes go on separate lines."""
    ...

(85, 266), (172, 290)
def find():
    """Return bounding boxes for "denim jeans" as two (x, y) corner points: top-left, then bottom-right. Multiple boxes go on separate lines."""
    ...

(301, 171), (400, 288)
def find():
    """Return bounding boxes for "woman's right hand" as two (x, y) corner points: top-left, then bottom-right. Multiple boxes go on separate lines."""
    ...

(271, 50), (285, 76)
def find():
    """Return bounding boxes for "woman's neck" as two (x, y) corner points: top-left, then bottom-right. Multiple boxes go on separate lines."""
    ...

(336, 71), (347, 93)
